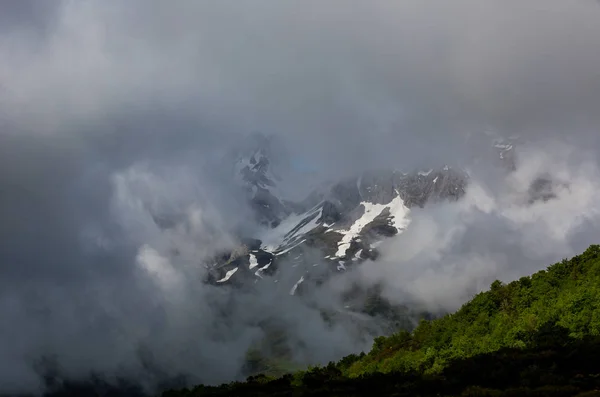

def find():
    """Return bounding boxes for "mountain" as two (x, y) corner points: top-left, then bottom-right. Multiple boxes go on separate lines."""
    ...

(141, 130), (567, 309)
(205, 162), (468, 293)
(205, 131), (567, 296)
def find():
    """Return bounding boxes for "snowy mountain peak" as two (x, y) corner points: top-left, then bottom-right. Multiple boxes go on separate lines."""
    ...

(207, 163), (469, 290)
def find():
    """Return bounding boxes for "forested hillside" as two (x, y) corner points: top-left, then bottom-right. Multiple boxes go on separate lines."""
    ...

(161, 245), (600, 397)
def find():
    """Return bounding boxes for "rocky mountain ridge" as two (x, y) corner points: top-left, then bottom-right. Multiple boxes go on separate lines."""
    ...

(204, 132), (569, 297)
(149, 132), (565, 300)
(206, 142), (470, 293)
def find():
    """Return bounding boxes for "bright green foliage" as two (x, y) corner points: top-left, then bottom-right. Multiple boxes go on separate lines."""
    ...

(153, 245), (600, 396)
(343, 245), (600, 377)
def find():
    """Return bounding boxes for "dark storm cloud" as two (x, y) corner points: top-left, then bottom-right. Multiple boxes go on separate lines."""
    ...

(1, 0), (600, 394)
(0, 0), (58, 34)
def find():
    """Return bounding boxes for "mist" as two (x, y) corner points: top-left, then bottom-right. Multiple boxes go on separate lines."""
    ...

(340, 140), (600, 313)
(1, 0), (600, 395)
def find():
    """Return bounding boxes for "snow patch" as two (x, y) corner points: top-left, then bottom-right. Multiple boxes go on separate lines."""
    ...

(334, 195), (410, 258)
(283, 211), (321, 244)
(275, 239), (306, 256)
(388, 195), (411, 230)
(289, 276), (305, 295)
(249, 254), (259, 270)
(254, 260), (272, 278)
(217, 267), (238, 283)
(259, 205), (322, 252)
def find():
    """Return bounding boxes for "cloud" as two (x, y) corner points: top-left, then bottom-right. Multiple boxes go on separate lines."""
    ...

(1, 0), (600, 394)
(0, 149), (374, 394)
(2, 1), (600, 167)
(355, 140), (600, 312)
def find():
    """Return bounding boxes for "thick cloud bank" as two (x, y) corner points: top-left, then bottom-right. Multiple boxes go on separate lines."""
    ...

(346, 141), (600, 312)
(1, 0), (600, 395)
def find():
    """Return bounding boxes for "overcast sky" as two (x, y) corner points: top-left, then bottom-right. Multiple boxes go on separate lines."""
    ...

(1, 0), (600, 394)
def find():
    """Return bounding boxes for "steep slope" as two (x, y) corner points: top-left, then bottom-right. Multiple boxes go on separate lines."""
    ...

(162, 131), (563, 302)
(206, 165), (469, 293)
(205, 130), (572, 311)
(161, 245), (600, 397)
(343, 244), (600, 377)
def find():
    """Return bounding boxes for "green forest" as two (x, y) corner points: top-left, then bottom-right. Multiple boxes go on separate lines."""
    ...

(161, 245), (600, 397)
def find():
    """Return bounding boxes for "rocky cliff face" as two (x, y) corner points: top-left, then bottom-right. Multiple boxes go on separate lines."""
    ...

(206, 150), (469, 294)
(154, 132), (562, 299)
